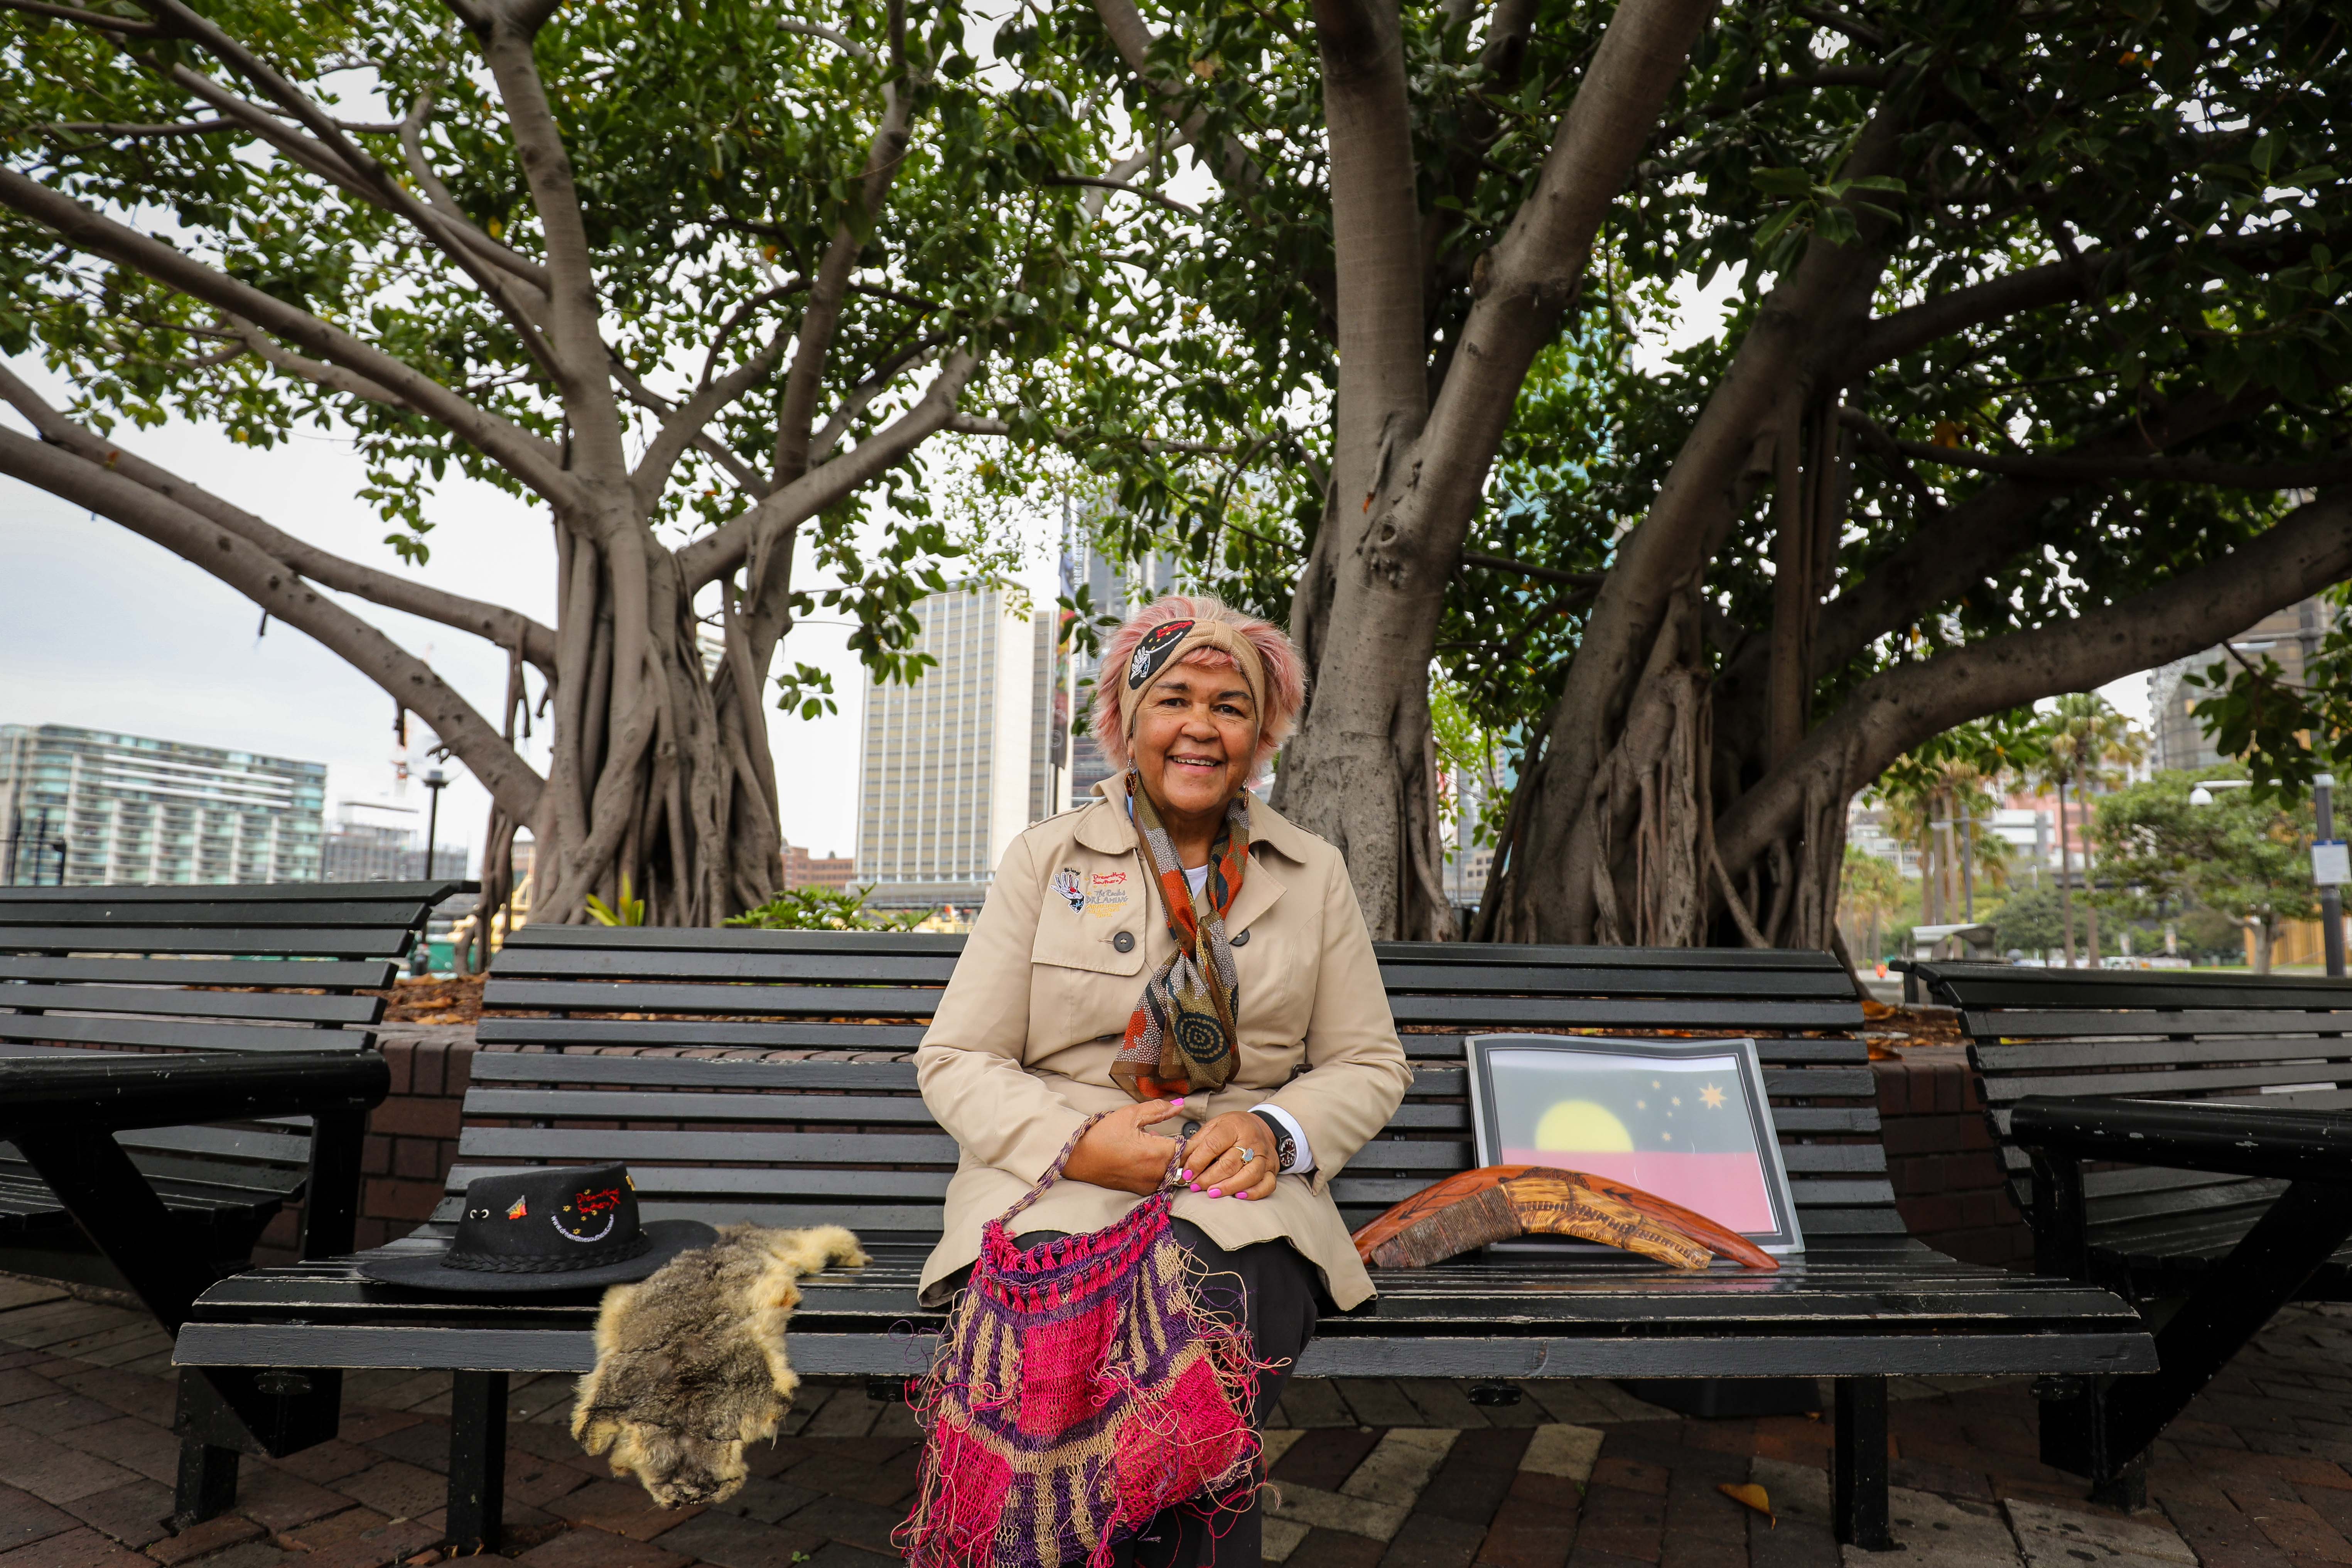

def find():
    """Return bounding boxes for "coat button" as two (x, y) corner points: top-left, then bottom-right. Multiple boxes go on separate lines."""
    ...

(1113, 931), (1136, 953)
(1231, 930), (1250, 947)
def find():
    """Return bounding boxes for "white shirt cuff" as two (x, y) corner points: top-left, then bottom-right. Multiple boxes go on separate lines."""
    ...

(1257, 1104), (1314, 1174)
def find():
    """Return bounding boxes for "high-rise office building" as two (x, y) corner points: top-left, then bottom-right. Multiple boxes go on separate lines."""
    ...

(2147, 595), (2339, 773)
(856, 587), (1054, 910)
(0, 723), (325, 886)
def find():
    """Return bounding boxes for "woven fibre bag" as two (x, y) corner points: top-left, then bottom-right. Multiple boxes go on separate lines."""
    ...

(898, 1116), (1267, 1568)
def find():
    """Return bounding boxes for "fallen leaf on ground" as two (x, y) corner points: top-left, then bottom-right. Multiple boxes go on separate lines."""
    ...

(1718, 1483), (1775, 1526)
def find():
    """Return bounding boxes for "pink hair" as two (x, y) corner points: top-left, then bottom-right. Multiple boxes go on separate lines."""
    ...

(1090, 594), (1308, 780)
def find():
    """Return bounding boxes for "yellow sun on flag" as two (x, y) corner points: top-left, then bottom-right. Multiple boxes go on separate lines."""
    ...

(1534, 1099), (1635, 1153)
(1699, 1084), (1728, 1110)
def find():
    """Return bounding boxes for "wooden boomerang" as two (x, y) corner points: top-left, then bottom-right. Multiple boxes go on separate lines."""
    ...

(1351, 1166), (1779, 1271)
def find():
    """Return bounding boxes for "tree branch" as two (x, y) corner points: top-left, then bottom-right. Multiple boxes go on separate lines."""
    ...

(1039, 172), (1199, 217)
(0, 166), (575, 502)
(1459, 550), (1605, 587)
(0, 363), (560, 673)
(1870, 424), (2352, 487)
(631, 334), (789, 510)
(0, 424), (547, 816)
(397, 88), (552, 294)
(1715, 487), (2352, 872)
(37, 118), (235, 139)
(0, 0), (162, 33)
(771, 71), (916, 489)
(681, 350), (977, 592)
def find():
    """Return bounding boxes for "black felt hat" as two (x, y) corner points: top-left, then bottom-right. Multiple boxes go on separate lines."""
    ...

(358, 1164), (716, 1294)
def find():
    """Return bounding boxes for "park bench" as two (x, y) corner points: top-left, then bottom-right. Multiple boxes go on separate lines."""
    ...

(1904, 960), (2352, 1504)
(179, 929), (2155, 1554)
(0, 879), (467, 1286)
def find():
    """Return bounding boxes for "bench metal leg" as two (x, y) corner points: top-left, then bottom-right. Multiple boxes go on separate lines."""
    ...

(174, 1440), (239, 1528)
(1833, 1376), (1894, 1551)
(446, 1371), (509, 1554)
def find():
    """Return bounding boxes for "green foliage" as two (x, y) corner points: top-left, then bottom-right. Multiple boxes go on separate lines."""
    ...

(584, 876), (646, 928)
(1986, 884), (2067, 957)
(1413, 0), (2352, 791)
(2093, 767), (2318, 934)
(726, 884), (929, 932)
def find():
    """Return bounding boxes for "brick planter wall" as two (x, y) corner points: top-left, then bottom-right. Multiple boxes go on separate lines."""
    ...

(300, 1031), (2038, 1269)
(1871, 1044), (2034, 1267)
(247, 1024), (476, 1265)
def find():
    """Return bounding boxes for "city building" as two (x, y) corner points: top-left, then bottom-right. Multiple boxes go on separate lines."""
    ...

(854, 534), (1187, 911)
(0, 723), (325, 886)
(781, 842), (858, 890)
(2148, 595), (2338, 772)
(856, 586), (1055, 910)
(321, 799), (467, 881)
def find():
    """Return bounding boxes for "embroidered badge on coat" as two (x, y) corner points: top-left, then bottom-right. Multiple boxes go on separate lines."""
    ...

(1049, 868), (1086, 913)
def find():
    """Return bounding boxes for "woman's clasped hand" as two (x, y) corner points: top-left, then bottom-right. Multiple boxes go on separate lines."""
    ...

(1060, 1099), (1280, 1201)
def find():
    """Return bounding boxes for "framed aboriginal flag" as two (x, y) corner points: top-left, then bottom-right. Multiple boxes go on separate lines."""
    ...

(1465, 1035), (1804, 1256)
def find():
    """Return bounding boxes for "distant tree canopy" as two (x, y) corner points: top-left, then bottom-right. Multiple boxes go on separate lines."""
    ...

(2094, 767), (2319, 973)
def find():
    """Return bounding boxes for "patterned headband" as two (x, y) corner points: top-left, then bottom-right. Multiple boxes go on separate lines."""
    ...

(1121, 619), (1268, 744)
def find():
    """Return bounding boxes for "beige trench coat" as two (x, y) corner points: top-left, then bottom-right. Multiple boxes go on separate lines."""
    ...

(914, 774), (1413, 1310)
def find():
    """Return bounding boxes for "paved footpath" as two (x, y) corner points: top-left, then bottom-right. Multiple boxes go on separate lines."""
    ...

(4, 1274), (2349, 1568)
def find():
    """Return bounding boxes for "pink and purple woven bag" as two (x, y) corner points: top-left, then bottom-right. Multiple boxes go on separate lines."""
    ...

(898, 1116), (1269, 1568)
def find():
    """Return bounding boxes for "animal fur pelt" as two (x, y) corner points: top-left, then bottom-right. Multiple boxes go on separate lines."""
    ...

(572, 1223), (867, 1507)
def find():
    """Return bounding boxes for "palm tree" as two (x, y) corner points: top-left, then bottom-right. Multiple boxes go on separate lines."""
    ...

(2032, 694), (2147, 966)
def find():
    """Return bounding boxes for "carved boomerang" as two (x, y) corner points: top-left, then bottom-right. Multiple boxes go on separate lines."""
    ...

(1351, 1165), (1779, 1271)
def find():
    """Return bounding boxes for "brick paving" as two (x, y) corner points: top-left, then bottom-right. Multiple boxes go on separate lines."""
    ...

(5, 1272), (2350, 1568)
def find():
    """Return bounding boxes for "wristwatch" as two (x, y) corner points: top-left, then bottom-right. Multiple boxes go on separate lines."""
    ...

(1249, 1109), (1299, 1172)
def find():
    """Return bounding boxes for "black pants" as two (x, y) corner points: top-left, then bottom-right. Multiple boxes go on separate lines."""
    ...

(1005, 1220), (1321, 1568)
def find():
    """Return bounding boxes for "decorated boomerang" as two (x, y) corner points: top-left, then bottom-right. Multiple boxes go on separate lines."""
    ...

(1351, 1165), (1779, 1271)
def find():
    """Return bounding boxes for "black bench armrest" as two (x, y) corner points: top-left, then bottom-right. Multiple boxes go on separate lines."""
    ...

(0, 1051), (388, 1136)
(2009, 1095), (2352, 1185)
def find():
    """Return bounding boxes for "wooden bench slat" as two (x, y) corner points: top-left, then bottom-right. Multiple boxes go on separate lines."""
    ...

(0, 900), (444, 928)
(1966, 1008), (2352, 1040)
(0, 1014), (372, 1052)
(0, 926), (418, 957)
(475, 1020), (930, 1050)
(1975, 1036), (2352, 1071)
(0, 957), (401, 989)
(0, 983), (381, 1025)
(480, 980), (944, 1016)
(0, 881), (465, 905)
(1980, 1060), (2352, 1101)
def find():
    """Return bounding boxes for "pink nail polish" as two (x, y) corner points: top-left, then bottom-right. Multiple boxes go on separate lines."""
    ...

(1207, 1187), (1222, 1198)
(1188, 1183), (1200, 1192)
(1178, 1170), (1193, 1182)
(1170, 1097), (1186, 1108)
(1238, 1192), (1254, 1201)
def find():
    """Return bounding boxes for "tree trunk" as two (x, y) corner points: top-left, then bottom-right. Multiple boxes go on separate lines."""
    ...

(1269, 0), (1451, 942)
(527, 523), (784, 925)
(2252, 915), (2275, 975)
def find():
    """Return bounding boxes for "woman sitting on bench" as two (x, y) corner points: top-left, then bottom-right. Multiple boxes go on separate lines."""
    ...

(913, 594), (1413, 1566)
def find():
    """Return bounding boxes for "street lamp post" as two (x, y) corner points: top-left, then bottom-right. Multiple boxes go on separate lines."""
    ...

(2318, 773), (2345, 979)
(422, 767), (448, 880)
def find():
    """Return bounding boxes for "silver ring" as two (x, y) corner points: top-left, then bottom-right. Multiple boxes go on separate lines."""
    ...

(1238, 1146), (1256, 1163)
